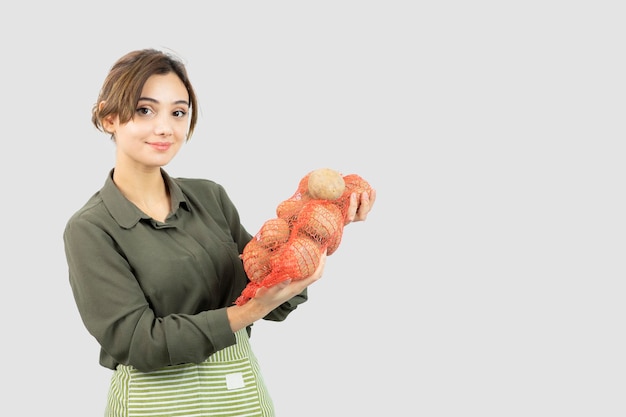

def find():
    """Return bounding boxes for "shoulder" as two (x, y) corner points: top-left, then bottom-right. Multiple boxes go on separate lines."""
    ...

(63, 190), (116, 245)
(65, 191), (107, 227)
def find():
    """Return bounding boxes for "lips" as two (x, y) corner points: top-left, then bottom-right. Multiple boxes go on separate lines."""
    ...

(149, 142), (172, 151)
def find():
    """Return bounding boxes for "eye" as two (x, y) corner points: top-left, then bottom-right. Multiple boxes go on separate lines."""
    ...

(173, 109), (187, 118)
(136, 107), (154, 116)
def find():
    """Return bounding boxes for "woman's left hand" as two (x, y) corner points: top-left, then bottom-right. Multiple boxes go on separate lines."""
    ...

(345, 188), (376, 224)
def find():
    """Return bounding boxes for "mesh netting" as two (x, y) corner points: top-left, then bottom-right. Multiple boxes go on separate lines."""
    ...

(235, 168), (372, 305)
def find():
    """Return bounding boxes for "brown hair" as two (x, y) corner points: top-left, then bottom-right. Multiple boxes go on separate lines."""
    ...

(92, 48), (198, 141)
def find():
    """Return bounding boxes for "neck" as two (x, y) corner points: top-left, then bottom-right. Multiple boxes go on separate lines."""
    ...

(113, 166), (171, 221)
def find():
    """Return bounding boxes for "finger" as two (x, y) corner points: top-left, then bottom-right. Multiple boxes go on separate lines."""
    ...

(354, 190), (374, 221)
(367, 188), (376, 209)
(344, 192), (359, 224)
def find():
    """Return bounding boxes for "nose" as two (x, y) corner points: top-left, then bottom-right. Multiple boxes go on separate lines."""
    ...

(155, 125), (173, 137)
(154, 115), (173, 137)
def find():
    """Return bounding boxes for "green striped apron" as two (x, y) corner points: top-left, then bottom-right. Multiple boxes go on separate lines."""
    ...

(105, 329), (275, 417)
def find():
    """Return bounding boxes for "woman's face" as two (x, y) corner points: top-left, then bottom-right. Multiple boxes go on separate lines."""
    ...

(108, 72), (190, 171)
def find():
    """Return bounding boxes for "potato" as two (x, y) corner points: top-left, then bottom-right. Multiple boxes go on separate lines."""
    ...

(326, 221), (344, 255)
(241, 239), (272, 283)
(276, 195), (310, 225)
(306, 168), (346, 201)
(257, 217), (290, 250)
(279, 235), (322, 280)
(297, 201), (343, 245)
(342, 173), (372, 195)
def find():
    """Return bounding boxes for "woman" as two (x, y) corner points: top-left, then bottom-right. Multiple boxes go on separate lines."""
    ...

(63, 48), (375, 417)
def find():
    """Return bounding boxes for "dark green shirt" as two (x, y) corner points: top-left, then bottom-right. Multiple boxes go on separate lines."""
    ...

(64, 169), (307, 372)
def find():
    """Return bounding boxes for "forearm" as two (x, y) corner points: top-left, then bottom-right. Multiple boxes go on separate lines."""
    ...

(226, 298), (274, 333)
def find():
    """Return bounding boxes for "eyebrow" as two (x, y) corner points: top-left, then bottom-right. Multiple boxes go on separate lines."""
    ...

(138, 97), (190, 106)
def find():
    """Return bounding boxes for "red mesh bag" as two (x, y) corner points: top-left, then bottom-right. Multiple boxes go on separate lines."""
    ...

(235, 168), (372, 305)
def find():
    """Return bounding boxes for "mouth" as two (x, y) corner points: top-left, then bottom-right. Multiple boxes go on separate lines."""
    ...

(149, 142), (172, 151)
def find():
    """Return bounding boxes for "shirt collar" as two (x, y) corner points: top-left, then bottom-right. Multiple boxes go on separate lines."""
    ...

(100, 168), (190, 229)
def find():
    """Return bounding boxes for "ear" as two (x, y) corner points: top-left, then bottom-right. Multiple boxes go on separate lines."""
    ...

(99, 101), (117, 134)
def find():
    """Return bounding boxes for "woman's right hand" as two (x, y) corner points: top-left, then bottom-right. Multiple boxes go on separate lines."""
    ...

(227, 251), (327, 331)
(255, 250), (327, 307)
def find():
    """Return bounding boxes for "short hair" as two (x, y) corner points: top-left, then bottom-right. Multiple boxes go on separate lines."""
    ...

(92, 48), (198, 141)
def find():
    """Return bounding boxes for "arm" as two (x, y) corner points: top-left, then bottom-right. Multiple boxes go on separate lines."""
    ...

(64, 215), (235, 372)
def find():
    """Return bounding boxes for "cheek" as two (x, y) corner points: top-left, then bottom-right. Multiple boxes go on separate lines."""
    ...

(117, 121), (151, 140)
(131, 122), (154, 137)
(174, 123), (189, 136)
(173, 123), (188, 139)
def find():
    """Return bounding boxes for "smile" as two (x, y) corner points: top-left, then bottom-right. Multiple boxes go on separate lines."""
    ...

(149, 142), (172, 151)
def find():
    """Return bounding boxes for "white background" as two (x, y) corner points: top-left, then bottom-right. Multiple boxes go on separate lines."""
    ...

(1, 1), (624, 416)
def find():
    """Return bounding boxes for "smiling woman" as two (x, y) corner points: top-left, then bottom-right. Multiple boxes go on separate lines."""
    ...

(62, 48), (375, 417)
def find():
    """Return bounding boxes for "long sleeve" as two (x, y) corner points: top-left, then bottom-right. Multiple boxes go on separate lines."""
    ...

(64, 171), (307, 372)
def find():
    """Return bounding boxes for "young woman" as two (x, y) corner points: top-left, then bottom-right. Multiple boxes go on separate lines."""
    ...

(63, 48), (375, 417)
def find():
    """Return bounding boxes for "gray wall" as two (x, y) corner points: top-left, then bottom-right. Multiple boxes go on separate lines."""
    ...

(1, 1), (622, 416)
